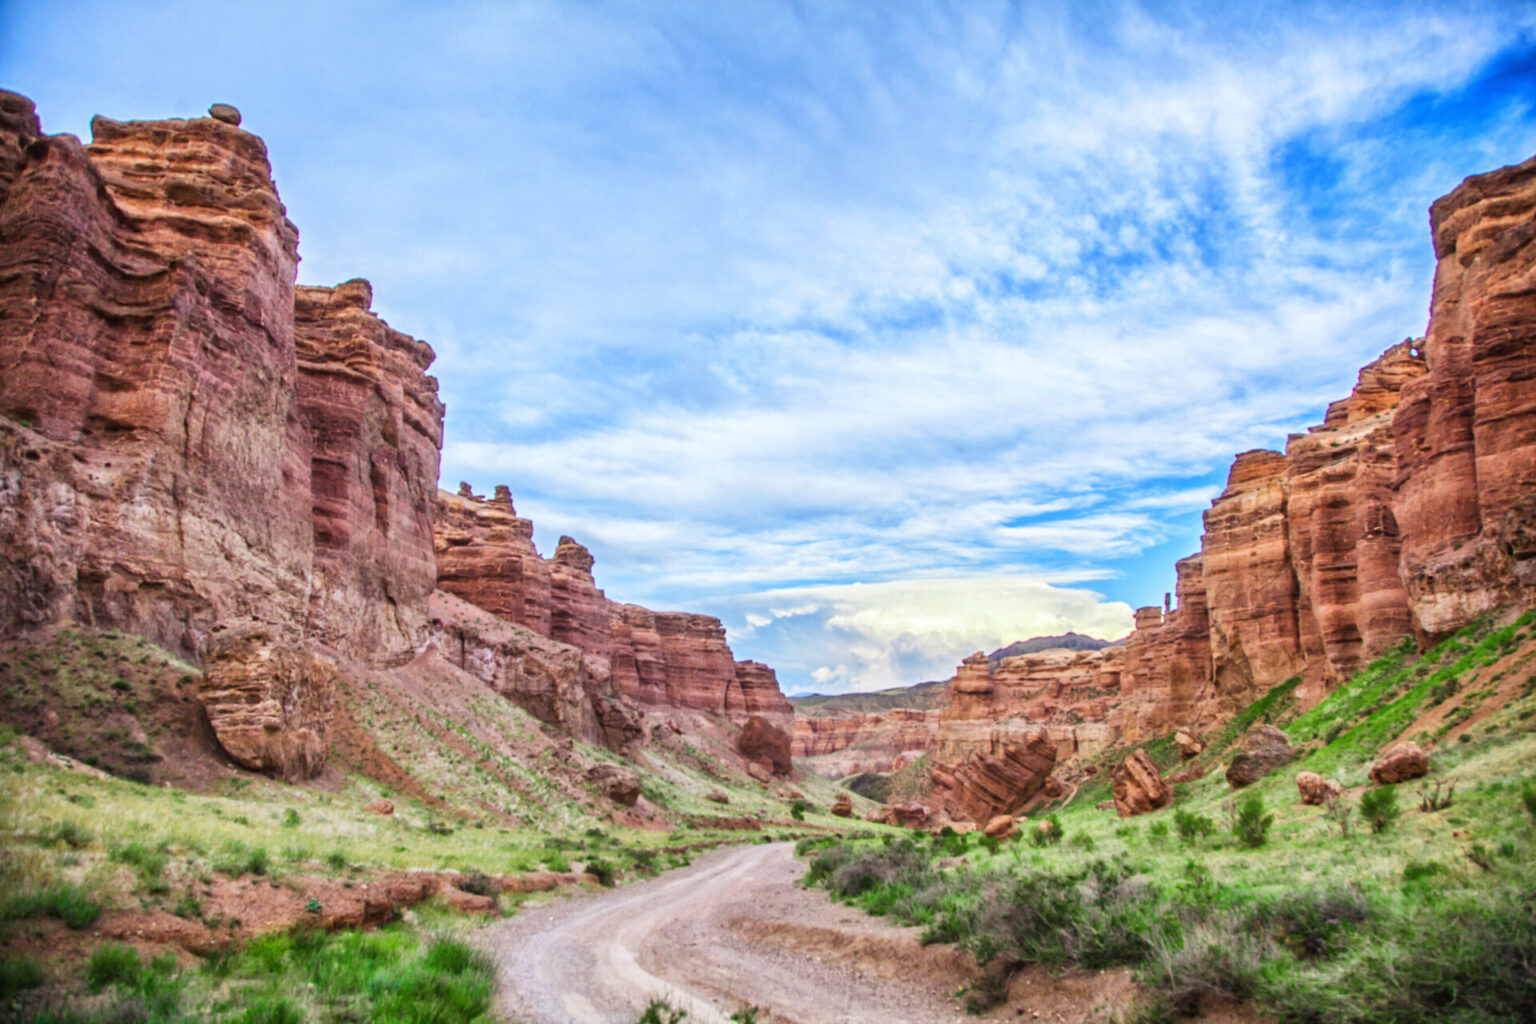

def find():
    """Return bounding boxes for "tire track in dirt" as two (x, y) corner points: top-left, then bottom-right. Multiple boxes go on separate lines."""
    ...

(486, 841), (981, 1024)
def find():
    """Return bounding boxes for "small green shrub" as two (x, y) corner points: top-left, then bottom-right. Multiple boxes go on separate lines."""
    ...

(1233, 793), (1274, 848)
(0, 955), (43, 998)
(326, 850), (348, 871)
(587, 858), (616, 887)
(1360, 787), (1401, 834)
(790, 799), (808, 821)
(0, 882), (102, 928)
(42, 819), (94, 850)
(1174, 809), (1216, 844)
(282, 807), (301, 828)
(88, 942), (142, 989)
(1521, 780), (1536, 824)
(1030, 815), (1064, 847)
(637, 1001), (689, 1024)
(1147, 820), (1170, 846)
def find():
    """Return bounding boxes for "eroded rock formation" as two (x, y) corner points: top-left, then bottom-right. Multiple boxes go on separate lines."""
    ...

(1111, 750), (1171, 818)
(0, 93), (789, 781)
(198, 622), (337, 781)
(431, 484), (793, 754)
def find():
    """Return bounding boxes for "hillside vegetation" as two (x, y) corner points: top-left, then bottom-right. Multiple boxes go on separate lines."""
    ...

(800, 609), (1536, 1022)
(0, 629), (869, 1022)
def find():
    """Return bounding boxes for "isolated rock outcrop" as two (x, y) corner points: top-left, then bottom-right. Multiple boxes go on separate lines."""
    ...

(1225, 723), (1293, 788)
(1369, 741), (1430, 784)
(585, 763), (642, 807)
(983, 814), (1018, 839)
(736, 714), (793, 776)
(935, 728), (1057, 823)
(1175, 730), (1203, 759)
(198, 622), (337, 781)
(1111, 750), (1172, 818)
(830, 793), (854, 818)
(1296, 772), (1344, 805)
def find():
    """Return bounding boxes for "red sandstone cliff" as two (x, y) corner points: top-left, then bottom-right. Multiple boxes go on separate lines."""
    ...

(433, 485), (794, 764)
(0, 93), (788, 780)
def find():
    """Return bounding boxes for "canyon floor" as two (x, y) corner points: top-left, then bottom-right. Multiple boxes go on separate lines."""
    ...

(489, 841), (1170, 1024)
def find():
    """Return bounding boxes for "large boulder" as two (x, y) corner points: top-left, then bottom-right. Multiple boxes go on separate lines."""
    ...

(1369, 742), (1429, 784)
(585, 763), (641, 806)
(1176, 730), (1204, 759)
(830, 793), (854, 818)
(1111, 749), (1172, 817)
(736, 715), (793, 776)
(197, 622), (337, 782)
(935, 727), (1057, 823)
(983, 814), (1017, 839)
(1225, 723), (1293, 788)
(1296, 772), (1344, 805)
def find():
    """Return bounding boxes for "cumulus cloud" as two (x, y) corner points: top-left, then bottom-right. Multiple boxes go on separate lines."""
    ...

(709, 573), (1135, 694)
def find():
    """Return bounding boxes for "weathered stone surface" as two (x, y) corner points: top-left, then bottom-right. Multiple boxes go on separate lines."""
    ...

(1175, 730), (1203, 759)
(792, 707), (937, 777)
(198, 622), (337, 781)
(0, 100), (314, 659)
(365, 799), (394, 815)
(983, 814), (1017, 839)
(737, 714), (793, 776)
(1225, 723), (1293, 788)
(727, 660), (795, 726)
(1296, 771), (1344, 805)
(1285, 344), (1425, 686)
(432, 484), (791, 737)
(296, 281), (443, 663)
(426, 590), (642, 754)
(830, 793), (854, 818)
(934, 728), (1057, 823)
(1111, 750), (1171, 818)
(1369, 741), (1430, 784)
(585, 763), (641, 806)
(1394, 153), (1536, 637)
(442, 888), (497, 915)
(208, 103), (241, 126)
(435, 486), (553, 635)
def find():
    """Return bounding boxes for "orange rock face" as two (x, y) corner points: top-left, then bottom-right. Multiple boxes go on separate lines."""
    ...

(197, 622), (337, 781)
(736, 714), (793, 776)
(1369, 741), (1430, 784)
(296, 280), (444, 663)
(431, 484), (792, 755)
(0, 100), (315, 658)
(1394, 154), (1536, 637)
(931, 727), (1057, 823)
(1111, 750), (1171, 818)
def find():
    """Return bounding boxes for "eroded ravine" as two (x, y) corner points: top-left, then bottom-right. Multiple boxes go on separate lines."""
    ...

(485, 842), (981, 1024)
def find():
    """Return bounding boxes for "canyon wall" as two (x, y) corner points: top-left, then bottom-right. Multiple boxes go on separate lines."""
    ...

(433, 485), (793, 761)
(0, 93), (786, 776)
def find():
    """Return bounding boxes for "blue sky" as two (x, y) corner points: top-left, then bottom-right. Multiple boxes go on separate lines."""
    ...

(7, 1), (1536, 694)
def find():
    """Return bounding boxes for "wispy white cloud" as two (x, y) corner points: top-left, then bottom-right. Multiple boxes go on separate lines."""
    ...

(8, 0), (1533, 691)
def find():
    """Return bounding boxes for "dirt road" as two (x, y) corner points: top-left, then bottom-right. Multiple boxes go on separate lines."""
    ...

(485, 841), (984, 1024)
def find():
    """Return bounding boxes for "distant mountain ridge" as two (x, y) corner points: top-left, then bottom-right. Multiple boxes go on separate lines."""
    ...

(986, 632), (1121, 667)
(789, 633), (1120, 715)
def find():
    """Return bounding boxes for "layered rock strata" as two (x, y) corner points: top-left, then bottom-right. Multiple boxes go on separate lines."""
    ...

(433, 485), (793, 753)
(0, 94), (790, 779)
